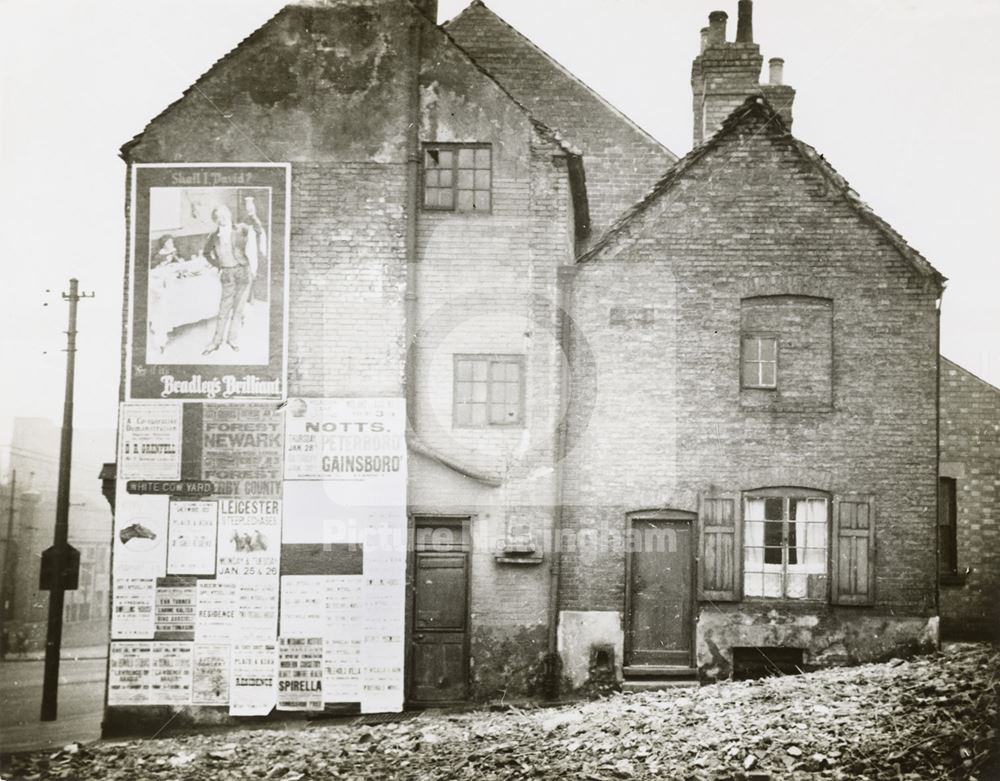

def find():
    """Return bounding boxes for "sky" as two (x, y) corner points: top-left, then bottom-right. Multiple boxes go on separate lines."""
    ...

(0, 0), (998, 470)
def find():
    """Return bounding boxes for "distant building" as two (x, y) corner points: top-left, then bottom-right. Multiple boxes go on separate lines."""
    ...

(938, 358), (1000, 641)
(4, 417), (114, 650)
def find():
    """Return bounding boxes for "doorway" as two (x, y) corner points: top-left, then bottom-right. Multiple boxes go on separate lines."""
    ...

(408, 517), (469, 703)
(625, 512), (695, 668)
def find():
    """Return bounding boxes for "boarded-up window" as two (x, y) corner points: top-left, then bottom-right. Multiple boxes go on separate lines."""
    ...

(454, 355), (523, 427)
(831, 495), (876, 605)
(698, 494), (740, 601)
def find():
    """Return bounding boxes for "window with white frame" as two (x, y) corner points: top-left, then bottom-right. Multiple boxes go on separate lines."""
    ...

(742, 334), (777, 389)
(744, 490), (828, 599)
(453, 355), (523, 427)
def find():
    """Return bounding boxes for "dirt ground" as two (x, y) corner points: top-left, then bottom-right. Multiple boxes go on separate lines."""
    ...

(2, 644), (996, 780)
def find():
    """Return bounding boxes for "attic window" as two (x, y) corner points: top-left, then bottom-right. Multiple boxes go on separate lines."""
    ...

(424, 144), (492, 212)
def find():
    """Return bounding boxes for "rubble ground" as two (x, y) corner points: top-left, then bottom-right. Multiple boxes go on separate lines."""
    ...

(2, 645), (996, 781)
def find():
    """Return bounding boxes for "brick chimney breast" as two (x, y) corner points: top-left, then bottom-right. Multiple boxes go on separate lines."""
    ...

(690, 2), (794, 146)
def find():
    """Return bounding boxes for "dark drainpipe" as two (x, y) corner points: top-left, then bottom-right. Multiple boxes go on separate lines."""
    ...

(405, 17), (422, 427)
(544, 264), (576, 698)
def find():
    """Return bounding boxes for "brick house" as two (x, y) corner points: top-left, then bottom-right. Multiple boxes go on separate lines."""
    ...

(938, 358), (1000, 642)
(106, 0), (961, 727)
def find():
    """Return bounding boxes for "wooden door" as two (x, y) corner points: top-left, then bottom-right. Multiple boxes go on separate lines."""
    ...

(410, 551), (468, 702)
(626, 518), (693, 666)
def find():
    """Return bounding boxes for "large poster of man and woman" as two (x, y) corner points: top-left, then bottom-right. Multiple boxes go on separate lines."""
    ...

(127, 164), (290, 400)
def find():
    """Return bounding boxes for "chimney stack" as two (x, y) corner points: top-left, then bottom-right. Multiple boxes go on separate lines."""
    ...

(691, 2), (795, 146)
(736, 0), (754, 43)
(707, 11), (728, 46)
(768, 58), (784, 86)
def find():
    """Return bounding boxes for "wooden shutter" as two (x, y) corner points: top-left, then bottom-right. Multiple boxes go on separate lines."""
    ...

(831, 494), (876, 605)
(698, 493), (741, 602)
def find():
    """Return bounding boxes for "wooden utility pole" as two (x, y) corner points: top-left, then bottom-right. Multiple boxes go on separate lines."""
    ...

(40, 279), (92, 721)
(1, 470), (15, 640)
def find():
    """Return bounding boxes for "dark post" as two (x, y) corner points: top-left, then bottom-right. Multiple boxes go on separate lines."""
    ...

(1, 470), (15, 629)
(40, 279), (92, 721)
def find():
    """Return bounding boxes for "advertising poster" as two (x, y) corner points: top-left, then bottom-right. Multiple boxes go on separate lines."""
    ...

(111, 578), (156, 640)
(236, 581), (279, 640)
(166, 500), (218, 575)
(323, 576), (363, 703)
(192, 644), (230, 706)
(279, 576), (324, 638)
(282, 398), (406, 498)
(230, 642), (278, 716)
(154, 582), (196, 640)
(108, 642), (155, 705)
(108, 642), (193, 706)
(281, 479), (378, 552)
(361, 573), (406, 714)
(194, 580), (236, 643)
(216, 498), (281, 580)
(113, 490), (169, 578)
(149, 643), (194, 705)
(126, 164), (290, 401)
(201, 403), (284, 497)
(118, 402), (183, 479)
(277, 637), (323, 711)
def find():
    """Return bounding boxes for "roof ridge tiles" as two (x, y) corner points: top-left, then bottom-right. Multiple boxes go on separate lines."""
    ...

(580, 95), (945, 288)
(445, 0), (676, 160)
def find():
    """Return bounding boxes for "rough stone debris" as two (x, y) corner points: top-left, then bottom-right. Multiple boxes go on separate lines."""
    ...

(1, 645), (997, 780)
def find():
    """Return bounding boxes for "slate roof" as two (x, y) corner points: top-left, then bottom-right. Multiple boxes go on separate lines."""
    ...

(122, 0), (581, 162)
(580, 95), (946, 288)
(941, 356), (1000, 394)
(445, 0), (677, 240)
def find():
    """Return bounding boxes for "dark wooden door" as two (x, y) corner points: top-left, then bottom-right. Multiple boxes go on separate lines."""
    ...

(626, 519), (693, 666)
(410, 552), (468, 702)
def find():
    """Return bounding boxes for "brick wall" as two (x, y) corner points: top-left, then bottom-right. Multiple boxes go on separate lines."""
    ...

(939, 358), (1000, 640)
(287, 162), (408, 398)
(407, 25), (579, 699)
(445, 2), (677, 240)
(691, 42), (764, 146)
(115, 0), (581, 709)
(123, 1), (419, 401)
(740, 295), (833, 411)
(561, 108), (941, 675)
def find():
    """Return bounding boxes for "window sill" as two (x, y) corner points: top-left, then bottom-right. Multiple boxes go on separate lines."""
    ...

(739, 403), (835, 414)
(737, 596), (829, 607)
(422, 208), (494, 217)
(494, 551), (543, 566)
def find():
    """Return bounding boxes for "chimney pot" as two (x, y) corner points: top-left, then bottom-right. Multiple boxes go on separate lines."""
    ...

(769, 57), (785, 86)
(700, 27), (710, 53)
(707, 11), (728, 46)
(736, 0), (754, 43)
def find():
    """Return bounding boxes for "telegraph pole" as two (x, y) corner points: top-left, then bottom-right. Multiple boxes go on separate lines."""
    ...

(1, 470), (15, 642)
(40, 279), (93, 721)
